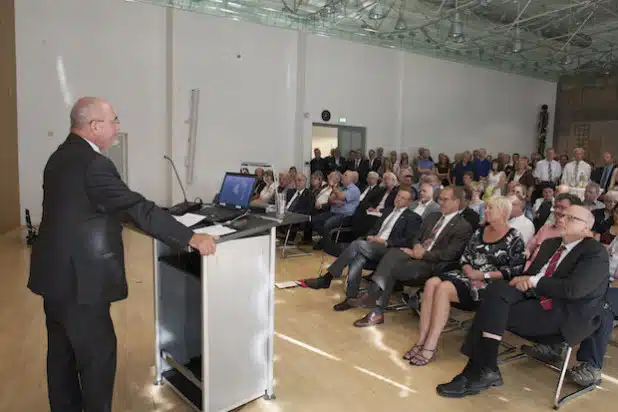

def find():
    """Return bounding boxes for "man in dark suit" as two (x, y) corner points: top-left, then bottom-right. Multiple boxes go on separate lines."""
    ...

(285, 173), (313, 214)
(437, 205), (609, 398)
(28, 97), (217, 412)
(326, 148), (346, 175)
(302, 188), (421, 310)
(367, 149), (381, 173)
(310, 148), (327, 176)
(353, 187), (474, 327)
(278, 173), (314, 239)
(590, 152), (616, 193)
(347, 150), (370, 188)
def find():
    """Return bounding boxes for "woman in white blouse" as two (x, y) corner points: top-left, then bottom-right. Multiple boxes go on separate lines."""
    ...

(254, 170), (276, 203)
(312, 171), (334, 211)
(394, 152), (414, 182)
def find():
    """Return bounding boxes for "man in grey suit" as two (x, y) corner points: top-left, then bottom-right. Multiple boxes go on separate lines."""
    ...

(409, 182), (440, 219)
(28, 97), (217, 412)
(353, 187), (474, 327)
(302, 188), (421, 311)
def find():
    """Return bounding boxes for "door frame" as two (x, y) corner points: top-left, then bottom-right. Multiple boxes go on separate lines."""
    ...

(310, 123), (367, 155)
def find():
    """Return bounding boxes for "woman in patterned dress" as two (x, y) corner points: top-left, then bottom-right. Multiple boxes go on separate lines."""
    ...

(404, 196), (526, 366)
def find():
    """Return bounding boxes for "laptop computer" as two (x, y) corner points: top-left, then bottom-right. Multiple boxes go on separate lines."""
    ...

(199, 172), (258, 223)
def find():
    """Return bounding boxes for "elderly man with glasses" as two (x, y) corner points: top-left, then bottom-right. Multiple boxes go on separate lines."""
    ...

(437, 205), (609, 398)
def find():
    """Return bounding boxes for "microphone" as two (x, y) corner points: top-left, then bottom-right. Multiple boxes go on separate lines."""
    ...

(163, 155), (202, 215)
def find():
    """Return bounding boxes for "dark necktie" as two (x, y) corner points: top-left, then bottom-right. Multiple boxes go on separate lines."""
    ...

(601, 166), (610, 189)
(539, 245), (566, 310)
(548, 162), (552, 181)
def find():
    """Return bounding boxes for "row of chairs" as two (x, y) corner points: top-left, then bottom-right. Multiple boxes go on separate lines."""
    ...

(275, 220), (610, 409)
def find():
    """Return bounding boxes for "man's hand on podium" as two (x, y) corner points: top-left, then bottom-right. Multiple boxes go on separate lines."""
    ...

(189, 234), (218, 255)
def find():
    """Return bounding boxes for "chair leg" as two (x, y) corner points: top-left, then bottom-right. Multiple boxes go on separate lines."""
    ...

(552, 346), (596, 409)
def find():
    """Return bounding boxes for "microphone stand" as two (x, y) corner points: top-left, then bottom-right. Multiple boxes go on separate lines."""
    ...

(164, 155), (202, 215)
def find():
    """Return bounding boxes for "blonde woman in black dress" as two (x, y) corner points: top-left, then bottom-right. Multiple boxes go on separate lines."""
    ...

(404, 196), (526, 366)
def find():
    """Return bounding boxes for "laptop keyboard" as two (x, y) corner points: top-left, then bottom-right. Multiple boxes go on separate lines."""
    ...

(200, 206), (244, 223)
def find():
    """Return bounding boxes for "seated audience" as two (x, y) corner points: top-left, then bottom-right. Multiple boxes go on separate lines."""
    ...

(434, 153), (451, 187)
(276, 172), (291, 196)
(507, 194), (535, 244)
(312, 171), (361, 250)
(350, 187), (474, 327)
(277, 173), (313, 239)
(314, 171), (337, 211)
(302, 189), (421, 308)
(468, 182), (485, 225)
(595, 203), (618, 245)
(358, 172), (381, 204)
(404, 196), (525, 366)
(287, 167), (298, 189)
(409, 183), (439, 219)
(462, 171), (474, 189)
(436, 205), (608, 398)
(395, 152), (414, 182)
(377, 158), (394, 176)
(453, 152), (475, 186)
(583, 182), (604, 211)
(460, 187), (481, 231)
(592, 191), (618, 234)
(532, 184), (554, 215)
(484, 159), (506, 198)
(526, 193), (583, 265)
(253, 170), (276, 203)
(252, 167), (266, 197)
(369, 172), (399, 213)
(284, 173), (312, 214)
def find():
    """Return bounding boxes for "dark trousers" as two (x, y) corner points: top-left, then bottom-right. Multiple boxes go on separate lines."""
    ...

(44, 299), (117, 412)
(328, 240), (388, 297)
(577, 287), (618, 368)
(370, 248), (434, 307)
(312, 212), (349, 249)
(462, 280), (562, 360)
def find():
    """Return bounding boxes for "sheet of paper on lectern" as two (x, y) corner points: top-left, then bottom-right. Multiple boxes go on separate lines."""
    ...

(173, 213), (206, 227)
(194, 225), (237, 237)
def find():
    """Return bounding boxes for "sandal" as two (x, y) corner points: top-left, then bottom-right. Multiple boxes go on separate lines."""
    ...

(403, 344), (424, 361)
(409, 348), (437, 366)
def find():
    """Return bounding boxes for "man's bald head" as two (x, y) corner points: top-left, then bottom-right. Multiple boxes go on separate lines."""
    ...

(70, 97), (120, 151)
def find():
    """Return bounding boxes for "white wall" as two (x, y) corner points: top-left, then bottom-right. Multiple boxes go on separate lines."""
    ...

(15, 0), (168, 223)
(15, 1), (556, 222)
(304, 35), (401, 155)
(401, 53), (556, 157)
(170, 11), (299, 204)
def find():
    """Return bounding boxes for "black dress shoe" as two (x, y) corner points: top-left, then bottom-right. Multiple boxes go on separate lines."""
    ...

(436, 374), (480, 398)
(333, 299), (352, 311)
(467, 368), (503, 392)
(303, 275), (332, 289)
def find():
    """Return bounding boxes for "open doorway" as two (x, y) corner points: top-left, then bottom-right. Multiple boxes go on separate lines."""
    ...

(311, 123), (366, 159)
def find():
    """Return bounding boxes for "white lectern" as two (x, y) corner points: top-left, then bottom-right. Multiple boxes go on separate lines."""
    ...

(151, 212), (307, 411)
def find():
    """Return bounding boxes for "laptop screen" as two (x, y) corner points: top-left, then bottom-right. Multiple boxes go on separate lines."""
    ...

(217, 172), (257, 209)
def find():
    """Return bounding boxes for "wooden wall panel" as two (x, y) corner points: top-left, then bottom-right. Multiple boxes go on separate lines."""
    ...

(554, 72), (618, 164)
(0, 0), (20, 233)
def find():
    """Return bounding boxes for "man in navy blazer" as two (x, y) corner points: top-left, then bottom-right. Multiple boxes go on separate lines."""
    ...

(303, 188), (422, 311)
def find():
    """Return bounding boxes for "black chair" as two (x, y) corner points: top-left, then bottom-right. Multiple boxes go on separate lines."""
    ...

(499, 333), (597, 409)
(277, 220), (313, 259)
(316, 223), (379, 293)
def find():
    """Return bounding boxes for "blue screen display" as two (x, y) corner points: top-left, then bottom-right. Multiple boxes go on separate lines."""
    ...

(217, 174), (256, 208)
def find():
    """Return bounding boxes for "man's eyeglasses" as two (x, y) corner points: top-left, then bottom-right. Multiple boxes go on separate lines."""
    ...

(562, 214), (588, 224)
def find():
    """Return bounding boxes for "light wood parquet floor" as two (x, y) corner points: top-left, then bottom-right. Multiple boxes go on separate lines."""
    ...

(0, 227), (616, 412)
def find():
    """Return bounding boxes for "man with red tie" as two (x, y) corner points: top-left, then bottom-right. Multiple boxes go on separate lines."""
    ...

(437, 205), (609, 398)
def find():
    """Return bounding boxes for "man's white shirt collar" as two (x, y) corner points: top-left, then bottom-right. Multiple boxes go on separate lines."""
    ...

(83, 138), (101, 153)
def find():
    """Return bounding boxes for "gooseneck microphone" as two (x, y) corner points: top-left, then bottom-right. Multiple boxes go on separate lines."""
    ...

(163, 155), (202, 215)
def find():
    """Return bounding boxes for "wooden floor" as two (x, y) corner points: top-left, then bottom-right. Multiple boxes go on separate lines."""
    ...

(1, 228), (617, 412)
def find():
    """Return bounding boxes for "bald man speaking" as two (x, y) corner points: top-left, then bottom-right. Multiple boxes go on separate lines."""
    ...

(28, 97), (216, 412)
